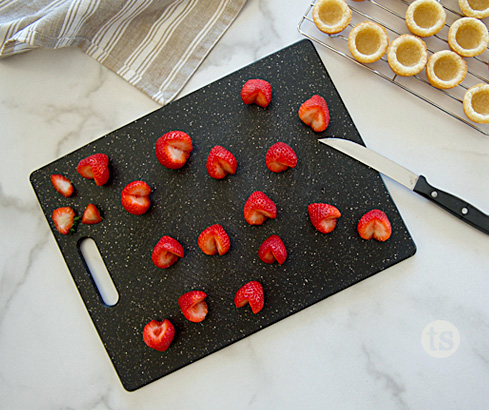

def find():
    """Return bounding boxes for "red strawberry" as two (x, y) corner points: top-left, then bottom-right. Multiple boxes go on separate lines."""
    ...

(178, 290), (208, 323)
(52, 206), (77, 235)
(234, 281), (264, 314)
(142, 319), (175, 352)
(357, 209), (392, 241)
(81, 203), (102, 225)
(155, 131), (193, 169)
(240, 79), (272, 107)
(206, 145), (237, 179)
(243, 191), (277, 225)
(258, 234), (287, 265)
(151, 235), (184, 269)
(198, 224), (230, 256)
(76, 153), (109, 186)
(308, 203), (341, 234)
(265, 142), (298, 173)
(298, 94), (330, 132)
(121, 180), (151, 215)
(50, 174), (74, 197)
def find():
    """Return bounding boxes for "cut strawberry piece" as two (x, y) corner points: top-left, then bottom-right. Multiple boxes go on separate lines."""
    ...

(142, 319), (175, 352)
(240, 79), (272, 107)
(234, 281), (264, 314)
(81, 203), (102, 225)
(76, 153), (109, 186)
(243, 191), (277, 225)
(178, 290), (208, 323)
(357, 209), (392, 241)
(121, 180), (151, 215)
(52, 206), (77, 235)
(151, 235), (184, 269)
(155, 131), (193, 169)
(265, 142), (298, 173)
(258, 234), (287, 265)
(206, 145), (237, 179)
(198, 224), (230, 256)
(50, 174), (74, 197)
(308, 203), (341, 234)
(298, 94), (330, 132)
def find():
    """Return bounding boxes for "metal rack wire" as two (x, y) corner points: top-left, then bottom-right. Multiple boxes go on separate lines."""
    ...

(298, 0), (489, 136)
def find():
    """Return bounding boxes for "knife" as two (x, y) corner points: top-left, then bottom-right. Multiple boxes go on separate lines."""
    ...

(319, 137), (489, 235)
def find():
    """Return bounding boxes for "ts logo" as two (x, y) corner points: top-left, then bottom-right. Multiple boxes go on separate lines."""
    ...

(421, 320), (460, 358)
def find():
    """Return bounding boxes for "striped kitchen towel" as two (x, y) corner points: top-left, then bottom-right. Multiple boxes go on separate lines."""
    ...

(0, 0), (247, 104)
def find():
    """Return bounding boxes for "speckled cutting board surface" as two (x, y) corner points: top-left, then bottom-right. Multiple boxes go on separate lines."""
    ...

(30, 39), (416, 391)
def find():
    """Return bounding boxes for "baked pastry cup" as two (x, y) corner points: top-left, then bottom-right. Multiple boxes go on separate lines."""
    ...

(426, 50), (467, 89)
(463, 83), (489, 123)
(387, 34), (428, 76)
(313, 0), (352, 35)
(348, 21), (389, 63)
(458, 0), (489, 19)
(448, 17), (489, 57)
(406, 0), (446, 38)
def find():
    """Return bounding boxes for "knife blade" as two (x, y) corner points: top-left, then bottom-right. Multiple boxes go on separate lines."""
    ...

(319, 137), (489, 235)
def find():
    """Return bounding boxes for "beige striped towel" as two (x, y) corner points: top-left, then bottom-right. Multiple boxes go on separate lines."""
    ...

(0, 0), (247, 104)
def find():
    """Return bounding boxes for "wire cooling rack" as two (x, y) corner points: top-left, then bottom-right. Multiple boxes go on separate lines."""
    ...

(298, 0), (489, 136)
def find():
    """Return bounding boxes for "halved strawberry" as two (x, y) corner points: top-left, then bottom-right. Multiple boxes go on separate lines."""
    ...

(240, 79), (272, 107)
(76, 153), (109, 186)
(265, 142), (298, 173)
(243, 191), (277, 225)
(197, 224), (230, 256)
(178, 290), (208, 323)
(151, 235), (184, 269)
(142, 319), (175, 352)
(155, 131), (193, 169)
(52, 206), (77, 235)
(357, 209), (392, 241)
(258, 234), (287, 265)
(50, 174), (74, 197)
(308, 203), (341, 234)
(121, 180), (151, 215)
(81, 203), (102, 225)
(234, 281), (264, 314)
(206, 145), (237, 179)
(298, 94), (330, 132)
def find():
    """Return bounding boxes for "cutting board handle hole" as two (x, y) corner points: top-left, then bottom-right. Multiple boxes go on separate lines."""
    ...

(79, 238), (119, 307)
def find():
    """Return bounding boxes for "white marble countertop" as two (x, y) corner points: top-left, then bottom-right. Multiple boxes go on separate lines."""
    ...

(1, 0), (489, 408)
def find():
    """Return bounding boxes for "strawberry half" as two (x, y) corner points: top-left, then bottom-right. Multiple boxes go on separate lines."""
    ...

(121, 180), (151, 215)
(240, 79), (272, 108)
(298, 94), (330, 132)
(265, 142), (298, 173)
(155, 131), (193, 169)
(308, 203), (341, 234)
(151, 235), (184, 269)
(243, 191), (277, 225)
(234, 281), (264, 314)
(50, 174), (74, 197)
(142, 319), (175, 352)
(206, 145), (237, 179)
(357, 209), (392, 241)
(178, 290), (208, 323)
(258, 234), (287, 265)
(52, 206), (77, 235)
(76, 153), (109, 186)
(198, 224), (230, 256)
(81, 203), (102, 225)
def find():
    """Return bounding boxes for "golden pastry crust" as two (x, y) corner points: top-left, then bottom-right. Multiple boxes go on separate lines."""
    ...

(348, 21), (389, 63)
(387, 34), (428, 76)
(458, 0), (489, 19)
(463, 83), (489, 123)
(312, 0), (352, 35)
(448, 17), (489, 57)
(406, 0), (446, 38)
(426, 50), (467, 89)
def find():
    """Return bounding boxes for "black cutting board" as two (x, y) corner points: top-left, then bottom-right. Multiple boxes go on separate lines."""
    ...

(30, 39), (416, 391)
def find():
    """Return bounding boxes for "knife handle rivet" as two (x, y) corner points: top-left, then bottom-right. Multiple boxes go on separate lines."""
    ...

(431, 191), (438, 198)
(461, 207), (469, 215)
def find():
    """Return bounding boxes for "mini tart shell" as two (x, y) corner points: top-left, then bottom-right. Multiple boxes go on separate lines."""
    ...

(406, 0), (446, 38)
(463, 83), (489, 123)
(426, 50), (467, 89)
(313, 0), (352, 35)
(458, 0), (489, 19)
(448, 17), (489, 57)
(348, 21), (389, 63)
(387, 34), (428, 76)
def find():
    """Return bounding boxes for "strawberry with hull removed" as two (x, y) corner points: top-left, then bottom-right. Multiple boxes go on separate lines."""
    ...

(155, 131), (193, 169)
(243, 191), (277, 225)
(198, 224), (231, 256)
(121, 180), (151, 215)
(240, 79), (272, 108)
(178, 290), (208, 323)
(234, 281), (264, 314)
(76, 153), (110, 186)
(357, 209), (392, 241)
(152, 235), (184, 269)
(142, 319), (175, 352)
(50, 174), (74, 197)
(265, 142), (298, 173)
(308, 203), (341, 234)
(258, 234), (287, 265)
(299, 94), (330, 132)
(206, 145), (237, 179)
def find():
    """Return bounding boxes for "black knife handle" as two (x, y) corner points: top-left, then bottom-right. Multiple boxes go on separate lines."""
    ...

(414, 175), (489, 235)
